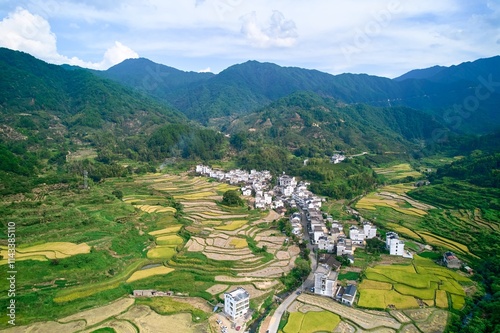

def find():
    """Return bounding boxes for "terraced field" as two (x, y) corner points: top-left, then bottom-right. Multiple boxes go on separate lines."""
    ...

(2, 297), (209, 333)
(373, 163), (423, 181)
(0, 242), (91, 265)
(355, 181), (475, 259)
(358, 255), (471, 311)
(292, 294), (449, 333)
(355, 183), (434, 217)
(0, 172), (295, 329)
(126, 172), (297, 294)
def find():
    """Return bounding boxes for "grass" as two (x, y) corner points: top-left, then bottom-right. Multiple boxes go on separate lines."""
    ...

(53, 259), (149, 303)
(91, 328), (116, 333)
(338, 271), (360, 280)
(126, 266), (175, 283)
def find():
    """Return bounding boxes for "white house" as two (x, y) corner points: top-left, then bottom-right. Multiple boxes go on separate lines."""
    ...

(317, 236), (335, 252)
(282, 185), (294, 197)
(386, 232), (405, 256)
(363, 222), (377, 239)
(272, 199), (284, 209)
(349, 226), (365, 244)
(331, 154), (346, 164)
(314, 264), (338, 297)
(278, 174), (297, 188)
(337, 237), (353, 256)
(241, 187), (252, 196)
(263, 192), (273, 205)
(224, 287), (250, 321)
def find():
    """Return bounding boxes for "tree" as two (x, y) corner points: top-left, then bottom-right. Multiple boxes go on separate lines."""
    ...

(221, 190), (244, 207)
(112, 190), (123, 200)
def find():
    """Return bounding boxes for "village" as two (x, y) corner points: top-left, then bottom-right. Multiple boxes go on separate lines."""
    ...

(194, 164), (417, 306)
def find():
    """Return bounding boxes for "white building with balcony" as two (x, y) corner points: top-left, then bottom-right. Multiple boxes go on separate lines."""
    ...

(224, 287), (250, 321)
(314, 264), (338, 297)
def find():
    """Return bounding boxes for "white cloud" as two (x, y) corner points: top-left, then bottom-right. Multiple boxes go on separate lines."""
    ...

(0, 7), (138, 69)
(240, 10), (298, 47)
(197, 67), (212, 73)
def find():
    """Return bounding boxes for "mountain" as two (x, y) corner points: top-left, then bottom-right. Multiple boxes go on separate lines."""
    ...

(95, 58), (214, 100)
(394, 65), (446, 81)
(0, 48), (226, 194)
(98, 56), (500, 133)
(222, 91), (445, 154)
(0, 48), (187, 135)
(396, 56), (500, 84)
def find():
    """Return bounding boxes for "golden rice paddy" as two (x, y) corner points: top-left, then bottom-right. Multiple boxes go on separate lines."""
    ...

(126, 266), (175, 283)
(215, 220), (249, 231)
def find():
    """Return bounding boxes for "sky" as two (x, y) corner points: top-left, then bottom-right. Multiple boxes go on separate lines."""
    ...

(0, 0), (499, 78)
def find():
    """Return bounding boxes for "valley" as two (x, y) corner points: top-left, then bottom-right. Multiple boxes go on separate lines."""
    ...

(0, 47), (498, 333)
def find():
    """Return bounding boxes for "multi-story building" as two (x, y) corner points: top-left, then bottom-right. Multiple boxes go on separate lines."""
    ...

(314, 264), (338, 297)
(363, 222), (377, 239)
(386, 232), (405, 256)
(224, 287), (250, 321)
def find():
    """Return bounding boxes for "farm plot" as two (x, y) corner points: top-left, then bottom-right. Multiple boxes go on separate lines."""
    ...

(297, 294), (401, 330)
(0, 242), (91, 265)
(283, 311), (340, 333)
(117, 305), (208, 333)
(126, 266), (175, 283)
(373, 164), (423, 181)
(358, 256), (471, 310)
(59, 297), (134, 327)
(356, 193), (427, 217)
(415, 231), (473, 256)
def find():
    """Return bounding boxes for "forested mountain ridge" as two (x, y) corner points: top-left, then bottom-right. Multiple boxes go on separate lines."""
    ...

(220, 91), (445, 154)
(0, 48), (226, 194)
(98, 55), (500, 133)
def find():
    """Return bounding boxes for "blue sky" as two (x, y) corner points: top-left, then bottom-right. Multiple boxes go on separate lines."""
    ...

(0, 0), (498, 78)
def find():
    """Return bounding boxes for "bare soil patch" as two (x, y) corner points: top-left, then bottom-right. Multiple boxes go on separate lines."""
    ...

(390, 310), (412, 323)
(206, 284), (229, 295)
(1, 321), (86, 333)
(333, 321), (356, 333)
(239, 266), (284, 278)
(400, 324), (420, 333)
(81, 319), (137, 333)
(59, 297), (134, 327)
(118, 305), (208, 333)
